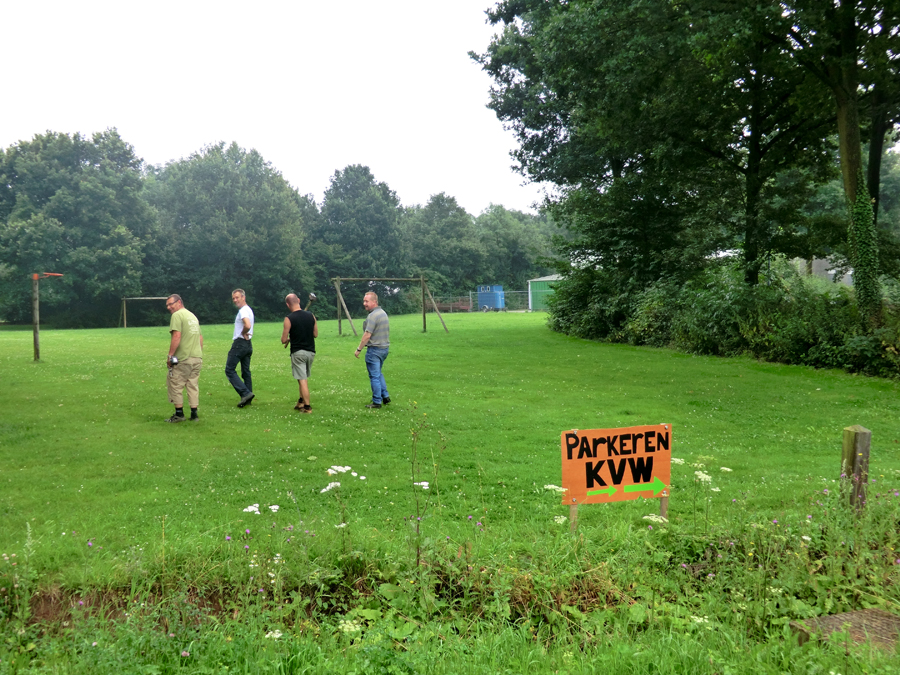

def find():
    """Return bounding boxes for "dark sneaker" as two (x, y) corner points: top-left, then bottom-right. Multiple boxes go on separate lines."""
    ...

(382, 397), (391, 405)
(165, 414), (186, 423)
(366, 403), (382, 409)
(238, 392), (255, 408)
(190, 415), (200, 422)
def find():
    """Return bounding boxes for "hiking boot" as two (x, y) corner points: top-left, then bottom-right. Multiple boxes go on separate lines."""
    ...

(366, 403), (382, 409)
(190, 415), (200, 422)
(165, 414), (186, 423)
(382, 397), (391, 405)
(238, 392), (255, 408)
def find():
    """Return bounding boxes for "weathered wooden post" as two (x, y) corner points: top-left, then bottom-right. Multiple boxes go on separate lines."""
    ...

(334, 278), (342, 335)
(31, 272), (63, 361)
(421, 276), (427, 333)
(32, 274), (40, 361)
(841, 425), (871, 510)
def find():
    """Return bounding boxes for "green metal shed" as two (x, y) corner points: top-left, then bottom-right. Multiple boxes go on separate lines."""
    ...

(527, 274), (562, 311)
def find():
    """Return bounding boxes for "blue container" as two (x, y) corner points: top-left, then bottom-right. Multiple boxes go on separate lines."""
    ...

(476, 285), (505, 311)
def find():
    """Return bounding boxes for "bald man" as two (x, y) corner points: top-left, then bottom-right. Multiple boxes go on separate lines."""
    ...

(281, 293), (318, 412)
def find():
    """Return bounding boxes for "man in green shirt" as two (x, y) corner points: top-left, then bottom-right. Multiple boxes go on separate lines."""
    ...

(165, 294), (204, 422)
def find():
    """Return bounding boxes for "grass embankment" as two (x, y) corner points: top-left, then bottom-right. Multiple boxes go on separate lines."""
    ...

(2, 312), (900, 673)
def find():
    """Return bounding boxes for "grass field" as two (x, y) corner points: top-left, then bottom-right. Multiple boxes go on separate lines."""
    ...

(2, 312), (900, 673)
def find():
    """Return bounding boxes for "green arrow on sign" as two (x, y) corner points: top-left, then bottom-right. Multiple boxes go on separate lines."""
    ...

(623, 476), (668, 497)
(587, 486), (617, 498)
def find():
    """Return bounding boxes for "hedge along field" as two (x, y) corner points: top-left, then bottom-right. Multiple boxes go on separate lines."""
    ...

(3, 312), (900, 673)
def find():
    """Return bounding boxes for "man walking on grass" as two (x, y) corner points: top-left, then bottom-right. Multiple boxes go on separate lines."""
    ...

(226, 288), (255, 407)
(355, 291), (391, 409)
(281, 293), (318, 413)
(165, 294), (203, 423)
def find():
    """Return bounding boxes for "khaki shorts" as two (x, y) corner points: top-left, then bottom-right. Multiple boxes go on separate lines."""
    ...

(290, 350), (315, 380)
(167, 357), (203, 408)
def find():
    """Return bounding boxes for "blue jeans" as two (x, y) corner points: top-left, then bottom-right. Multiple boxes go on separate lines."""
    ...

(364, 347), (390, 404)
(225, 339), (253, 397)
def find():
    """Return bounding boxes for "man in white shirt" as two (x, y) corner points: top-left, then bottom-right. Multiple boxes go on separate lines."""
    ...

(225, 288), (255, 407)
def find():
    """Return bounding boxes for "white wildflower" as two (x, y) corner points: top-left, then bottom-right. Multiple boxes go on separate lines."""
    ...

(543, 484), (567, 493)
(720, 467), (732, 472)
(694, 471), (712, 484)
(802, 535), (811, 542)
(321, 482), (340, 493)
(690, 615), (709, 624)
(671, 458), (685, 465)
(243, 504), (260, 514)
(359, 476), (366, 480)
(642, 514), (668, 524)
(268, 505), (279, 513)
(265, 630), (283, 639)
(335, 523), (347, 529)
(351, 472), (358, 477)
(710, 487), (721, 492)
(553, 515), (568, 525)
(413, 481), (430, 490)
(329, 465), (352, 474)
(338, 619), (362, 634)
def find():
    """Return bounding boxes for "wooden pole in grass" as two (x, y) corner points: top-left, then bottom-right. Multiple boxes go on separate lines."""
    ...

(841, 425), (870, 510)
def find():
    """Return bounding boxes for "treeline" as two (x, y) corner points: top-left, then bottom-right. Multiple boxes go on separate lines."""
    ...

(0, 132), (559, 327)
(474, 0), (900, 374)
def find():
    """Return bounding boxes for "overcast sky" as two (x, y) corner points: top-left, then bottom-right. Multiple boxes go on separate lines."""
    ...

(1, 0), (549, 215)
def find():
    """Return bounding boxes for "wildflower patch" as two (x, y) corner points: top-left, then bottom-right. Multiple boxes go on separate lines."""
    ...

(560, 425), (672, 505)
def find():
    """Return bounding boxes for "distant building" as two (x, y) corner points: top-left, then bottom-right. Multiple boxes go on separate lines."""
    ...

(528, 274), (562, 311)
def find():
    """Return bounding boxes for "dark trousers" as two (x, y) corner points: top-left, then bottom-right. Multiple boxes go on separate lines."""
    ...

(225, 338), (253, 397)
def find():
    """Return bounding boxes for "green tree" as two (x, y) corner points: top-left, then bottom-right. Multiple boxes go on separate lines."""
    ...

(474, 204), (556, 289)
(402, 193), (485, 294)
(313, 165), (410, 313)
(474, 0), (837, 286)
(144, 142), (311, 323)
(0, 130), (155, 326)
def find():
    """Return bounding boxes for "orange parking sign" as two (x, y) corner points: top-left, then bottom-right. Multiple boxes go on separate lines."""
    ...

(560, 425), (672, 505)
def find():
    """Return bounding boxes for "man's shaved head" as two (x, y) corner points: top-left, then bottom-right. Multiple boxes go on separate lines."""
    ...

(285, 293), (301, 309)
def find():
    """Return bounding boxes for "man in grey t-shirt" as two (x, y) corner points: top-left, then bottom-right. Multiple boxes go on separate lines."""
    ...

(354, 291), (391, 409)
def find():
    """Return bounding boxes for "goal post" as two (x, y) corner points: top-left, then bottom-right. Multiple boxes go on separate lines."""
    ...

(330, 277), (448, 335)
(120, 297), (170, 328)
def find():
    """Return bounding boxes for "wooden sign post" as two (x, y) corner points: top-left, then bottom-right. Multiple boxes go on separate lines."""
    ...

(841, 425), (871, 511)
(561, 424), (672, 529)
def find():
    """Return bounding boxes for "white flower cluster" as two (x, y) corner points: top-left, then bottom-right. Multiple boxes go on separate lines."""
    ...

(242, 503), (280, 514)
(671, 458), (685, 465)
(694, 471), (712, 484)
(690, 615), (709, 624)
(321, 482), (340, 493)
(642, 514), (668, 524)
(338, 618), (362, 634)
(265, 630), (283, 639)
(327, 465), (365, 480)
(543, 485), (567, 493)
(335, 523), (347, 529)
(413, 481), (430, 490)
(720, 467), (732, 472)
(553, 515), (568, 525)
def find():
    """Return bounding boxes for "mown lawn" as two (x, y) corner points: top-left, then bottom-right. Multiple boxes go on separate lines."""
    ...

(2, 312), (899, 673)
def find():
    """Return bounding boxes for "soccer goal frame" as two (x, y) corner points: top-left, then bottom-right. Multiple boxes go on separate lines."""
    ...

(331, 276), (448, 336)
(119, 296), (170, 327)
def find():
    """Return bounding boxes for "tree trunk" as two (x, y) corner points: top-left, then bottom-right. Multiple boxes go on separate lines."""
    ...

(867, 86), (888, 227)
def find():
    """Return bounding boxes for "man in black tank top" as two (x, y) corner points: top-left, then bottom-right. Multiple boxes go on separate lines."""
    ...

(280, 293), (318, 412)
